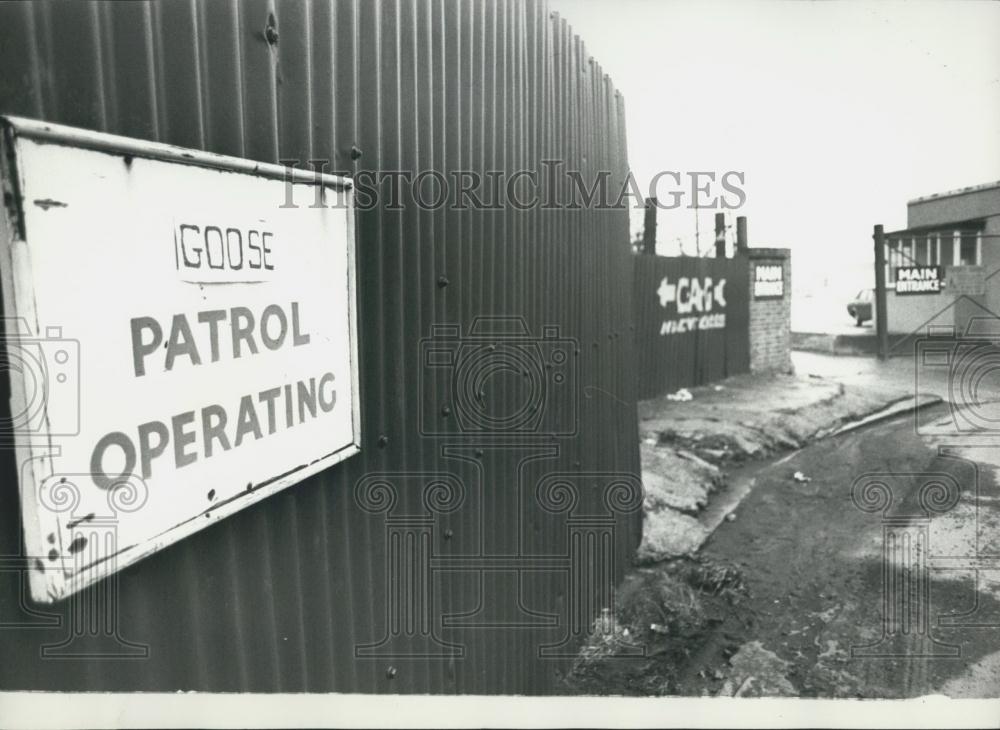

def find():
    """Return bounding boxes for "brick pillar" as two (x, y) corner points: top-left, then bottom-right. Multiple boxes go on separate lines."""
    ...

(745, 248), (792, 373)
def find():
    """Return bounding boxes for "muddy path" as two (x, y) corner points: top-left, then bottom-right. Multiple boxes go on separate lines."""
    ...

(568, 404), (1000, 697)
(676, 404), (1000, 697)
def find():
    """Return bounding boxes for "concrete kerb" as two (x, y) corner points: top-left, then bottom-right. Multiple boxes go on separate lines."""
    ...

(635, 371), (928, 563)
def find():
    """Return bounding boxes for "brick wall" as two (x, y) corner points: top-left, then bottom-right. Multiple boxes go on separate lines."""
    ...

(746, 248), (792, 373)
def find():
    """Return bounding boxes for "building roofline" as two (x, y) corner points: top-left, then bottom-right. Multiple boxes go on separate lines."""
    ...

(885, 218), (988, 238)
(907, 180), (1000, 206)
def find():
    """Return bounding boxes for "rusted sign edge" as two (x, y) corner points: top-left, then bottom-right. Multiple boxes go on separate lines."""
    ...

(1, 115), (353, 191)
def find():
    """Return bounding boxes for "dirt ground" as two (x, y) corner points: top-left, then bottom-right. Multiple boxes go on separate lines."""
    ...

(635, 371), (915, 562)
(567, 403), (1000, 697)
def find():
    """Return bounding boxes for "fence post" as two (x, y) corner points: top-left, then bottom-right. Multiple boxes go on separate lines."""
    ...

(873, 224), (889, 360)
(641, 197), (657, 255)
(736, 216), (748, 254)
(714, 212), (726, 258)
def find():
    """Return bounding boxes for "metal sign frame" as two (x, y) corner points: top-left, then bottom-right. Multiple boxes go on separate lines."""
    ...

(0, 116), (361, 603)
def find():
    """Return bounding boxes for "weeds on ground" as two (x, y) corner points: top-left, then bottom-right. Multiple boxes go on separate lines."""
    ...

(665, 555), (748, 603)
(564, 558), (749, 694)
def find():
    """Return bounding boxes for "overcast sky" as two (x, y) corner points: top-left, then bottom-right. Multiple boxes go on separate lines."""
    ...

(548, 0), (1000, 293)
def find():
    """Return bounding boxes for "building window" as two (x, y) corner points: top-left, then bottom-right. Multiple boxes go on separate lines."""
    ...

(884, 229), (981, 284)
(939, 233), (953, 266)
(958, 231), (981, 266)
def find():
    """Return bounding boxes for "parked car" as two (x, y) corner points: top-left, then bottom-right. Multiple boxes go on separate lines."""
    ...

(847, 288), (873, 326)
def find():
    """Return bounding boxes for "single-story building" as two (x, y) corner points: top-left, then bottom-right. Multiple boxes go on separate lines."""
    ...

(883, 180), (1000, 335)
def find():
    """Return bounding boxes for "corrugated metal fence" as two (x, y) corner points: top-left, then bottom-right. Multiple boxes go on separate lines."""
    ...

(0, 0), (640, 693)
(634, 254), (750, 400)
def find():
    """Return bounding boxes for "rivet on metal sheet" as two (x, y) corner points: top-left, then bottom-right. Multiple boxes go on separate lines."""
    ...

(264, 23), (279, 45)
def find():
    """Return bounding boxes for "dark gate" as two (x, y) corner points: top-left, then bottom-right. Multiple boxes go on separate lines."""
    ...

(633, 254), (750, 400)
(0, 0), (640, 694)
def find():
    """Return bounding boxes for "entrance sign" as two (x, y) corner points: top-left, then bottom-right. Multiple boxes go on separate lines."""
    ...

(753, 263), (784, 299)
(895, 266), (943, 294)
(0, 117), (360, 603)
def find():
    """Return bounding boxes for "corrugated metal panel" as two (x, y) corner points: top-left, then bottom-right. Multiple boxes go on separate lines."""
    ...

(0, 0), (639, 694)
(633, 254), (751, 400)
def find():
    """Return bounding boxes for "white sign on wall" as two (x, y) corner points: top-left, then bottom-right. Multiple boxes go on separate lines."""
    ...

(753, 263), (784, 299)
(0, 117), (361, 603)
